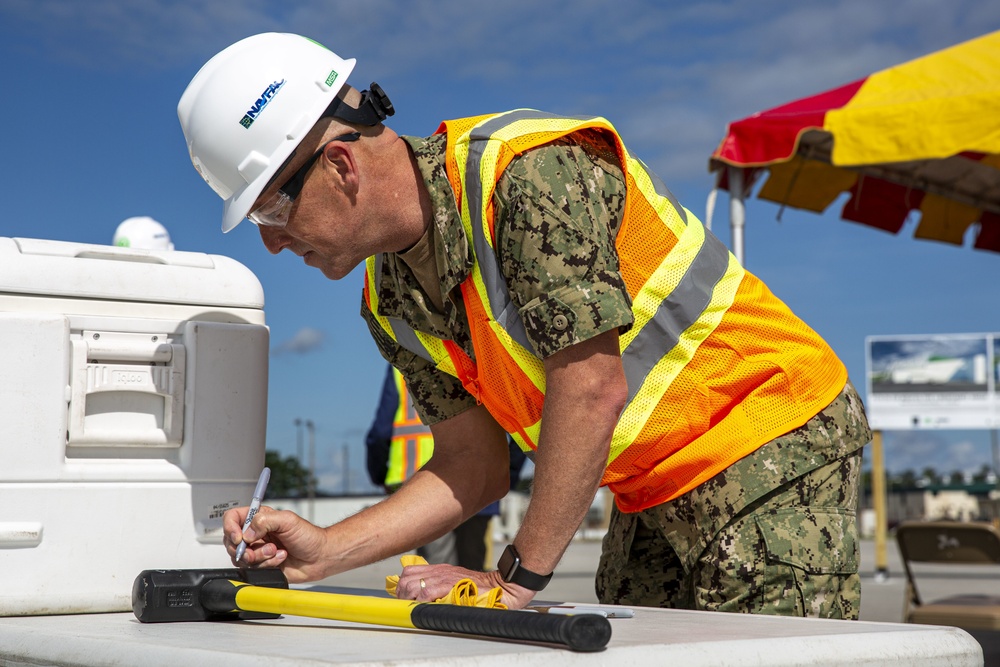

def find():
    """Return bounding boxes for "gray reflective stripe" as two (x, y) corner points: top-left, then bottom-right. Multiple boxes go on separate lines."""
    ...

(631, 153), (687, 224)
(620, 231), (730, 405)
(464, 112), (576, 350)
(469, 109), (597, 140)
(465, 111), (603, 351)
(373, 251), (437, 363)
(388, 316), (435, 363)
(393, 424), (431, 437)
(405, 438), (419, 479)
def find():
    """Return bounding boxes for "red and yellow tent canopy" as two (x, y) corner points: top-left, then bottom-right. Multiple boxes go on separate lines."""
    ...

(709, 30), (1000, 253)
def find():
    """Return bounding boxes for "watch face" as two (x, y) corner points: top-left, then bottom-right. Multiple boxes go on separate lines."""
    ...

(498, 544), (519, 580)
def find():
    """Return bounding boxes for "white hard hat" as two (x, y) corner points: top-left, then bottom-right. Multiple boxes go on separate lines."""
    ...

(113, 216), (174, 251)
(178, 33), (357, 233)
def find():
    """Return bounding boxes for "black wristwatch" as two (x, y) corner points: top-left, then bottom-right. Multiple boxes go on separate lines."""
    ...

(497, 544), (553, 591)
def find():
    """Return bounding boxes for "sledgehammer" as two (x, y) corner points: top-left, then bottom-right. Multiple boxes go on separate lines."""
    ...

(132, 568), (611, 652)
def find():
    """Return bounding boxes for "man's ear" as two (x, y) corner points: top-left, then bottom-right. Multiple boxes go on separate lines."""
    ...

(323, 142), (359, 194)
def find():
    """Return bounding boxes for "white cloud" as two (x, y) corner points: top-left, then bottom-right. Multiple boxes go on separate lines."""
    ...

(271, 327), (325, 356)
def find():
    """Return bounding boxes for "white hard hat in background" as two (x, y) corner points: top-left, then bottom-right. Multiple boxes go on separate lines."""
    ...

(113, 216), (174, 251)
(177, 33), (357, 233)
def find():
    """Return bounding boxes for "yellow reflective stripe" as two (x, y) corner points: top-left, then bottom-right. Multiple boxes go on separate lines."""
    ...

(522, 419), (541, 448)
(367, 257), (458, 375)
(487, 322), (546, 394)
(625, 154), (688, 240)
(451, 130), (475, 225)
(609, 252), (744, 463)
(483, 114), (614, 147)
(509, 419), (542, 453)
(412, 330), (458, 375)
(620, 207), (704, 350)
(365, 256), (396, 339)
(392, 369), (410, 422)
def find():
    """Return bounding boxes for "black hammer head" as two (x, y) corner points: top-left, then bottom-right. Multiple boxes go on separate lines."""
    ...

(132, 568), (288, 623)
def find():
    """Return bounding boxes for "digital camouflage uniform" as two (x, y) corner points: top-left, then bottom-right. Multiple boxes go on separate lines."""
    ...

(596, 380), (870, 618)
(361, 127), (870, 618)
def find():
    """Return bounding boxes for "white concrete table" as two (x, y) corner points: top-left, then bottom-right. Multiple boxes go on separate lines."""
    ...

(0, 600), (982, 667)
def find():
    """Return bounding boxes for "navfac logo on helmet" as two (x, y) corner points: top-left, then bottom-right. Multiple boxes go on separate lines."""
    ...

(239, 80), (287, 129)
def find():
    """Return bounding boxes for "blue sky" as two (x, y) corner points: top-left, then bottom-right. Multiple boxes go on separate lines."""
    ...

(3, 1), (999, 491)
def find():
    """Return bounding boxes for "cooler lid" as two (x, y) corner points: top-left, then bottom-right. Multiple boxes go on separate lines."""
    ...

(0, 237), (264, 309)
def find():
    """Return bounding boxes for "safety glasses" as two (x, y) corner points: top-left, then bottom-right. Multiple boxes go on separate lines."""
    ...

(248, 132), (361, 228)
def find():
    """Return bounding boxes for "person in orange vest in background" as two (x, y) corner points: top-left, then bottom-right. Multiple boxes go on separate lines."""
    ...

(365, 365), (525, 570)
(188, 34), (872, 617)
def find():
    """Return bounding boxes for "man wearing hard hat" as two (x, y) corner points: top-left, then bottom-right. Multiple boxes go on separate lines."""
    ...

(179, 33), (870, 618)
(113, 216), (174, 251)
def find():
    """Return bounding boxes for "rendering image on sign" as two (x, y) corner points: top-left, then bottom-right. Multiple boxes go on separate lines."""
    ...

(866, 334), (997, 430)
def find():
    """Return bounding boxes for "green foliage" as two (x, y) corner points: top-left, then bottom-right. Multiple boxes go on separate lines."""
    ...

(921, 467), (942, 485)
(973, 464), (993, 484)
(888, 469), (918, 491)
(264, 450), (312, 498)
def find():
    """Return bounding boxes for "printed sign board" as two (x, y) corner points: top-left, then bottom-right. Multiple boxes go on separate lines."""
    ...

(865, 333), (999, 430)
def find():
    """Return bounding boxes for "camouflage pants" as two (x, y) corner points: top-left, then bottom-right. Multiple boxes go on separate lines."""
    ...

(596, 381), (870, 619)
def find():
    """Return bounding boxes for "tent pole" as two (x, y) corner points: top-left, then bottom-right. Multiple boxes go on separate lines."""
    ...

(728, 167), (746, 265)
(705, 187), (717, 231)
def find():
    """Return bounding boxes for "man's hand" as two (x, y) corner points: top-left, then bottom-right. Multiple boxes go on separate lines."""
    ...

(219, 406), (513, 587)
(392, 562), (538, 610)
(223, 505), (331, 583)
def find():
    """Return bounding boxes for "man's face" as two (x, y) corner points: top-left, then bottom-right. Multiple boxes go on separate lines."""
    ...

(252, 137), (369, 280)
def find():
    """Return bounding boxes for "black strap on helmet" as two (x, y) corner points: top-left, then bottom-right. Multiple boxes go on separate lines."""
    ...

(323, 82), (395, 126)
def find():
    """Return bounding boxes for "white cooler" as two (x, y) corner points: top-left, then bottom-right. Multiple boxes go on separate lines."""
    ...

(0, 237), (269, 615)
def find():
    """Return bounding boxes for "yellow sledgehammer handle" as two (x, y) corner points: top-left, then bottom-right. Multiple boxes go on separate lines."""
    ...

(227, 580), (416, 628)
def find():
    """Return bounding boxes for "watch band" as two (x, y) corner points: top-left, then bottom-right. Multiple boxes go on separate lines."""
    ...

(497, 544), (553, 591)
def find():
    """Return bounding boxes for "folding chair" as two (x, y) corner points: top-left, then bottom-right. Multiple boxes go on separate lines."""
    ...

(896, 520), (1000, 630)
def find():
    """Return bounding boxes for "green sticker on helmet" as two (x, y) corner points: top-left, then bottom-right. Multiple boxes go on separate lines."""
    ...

(325, 70), (339, 87)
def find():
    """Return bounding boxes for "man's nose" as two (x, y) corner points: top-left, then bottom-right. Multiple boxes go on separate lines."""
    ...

(258, 225), (290, 255)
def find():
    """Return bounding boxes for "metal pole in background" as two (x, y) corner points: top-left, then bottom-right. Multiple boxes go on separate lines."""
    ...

(872, 429), (889, 582)
(992, 429), (1000, 528)
(294, 418), (303, 466)
(342, 444), (350, 495)
(294, 417), (305, 498)
(306, 419), (316, 523)
(727, 166), (746, 266)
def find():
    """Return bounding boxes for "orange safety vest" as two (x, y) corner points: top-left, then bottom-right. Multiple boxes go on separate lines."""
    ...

(365, 111), (846, 511)
(385, 367), (434, 487)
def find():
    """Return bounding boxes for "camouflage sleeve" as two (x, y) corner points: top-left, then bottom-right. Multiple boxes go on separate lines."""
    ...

(361, 298), (477, 425)
(493, 130), (633, 359)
